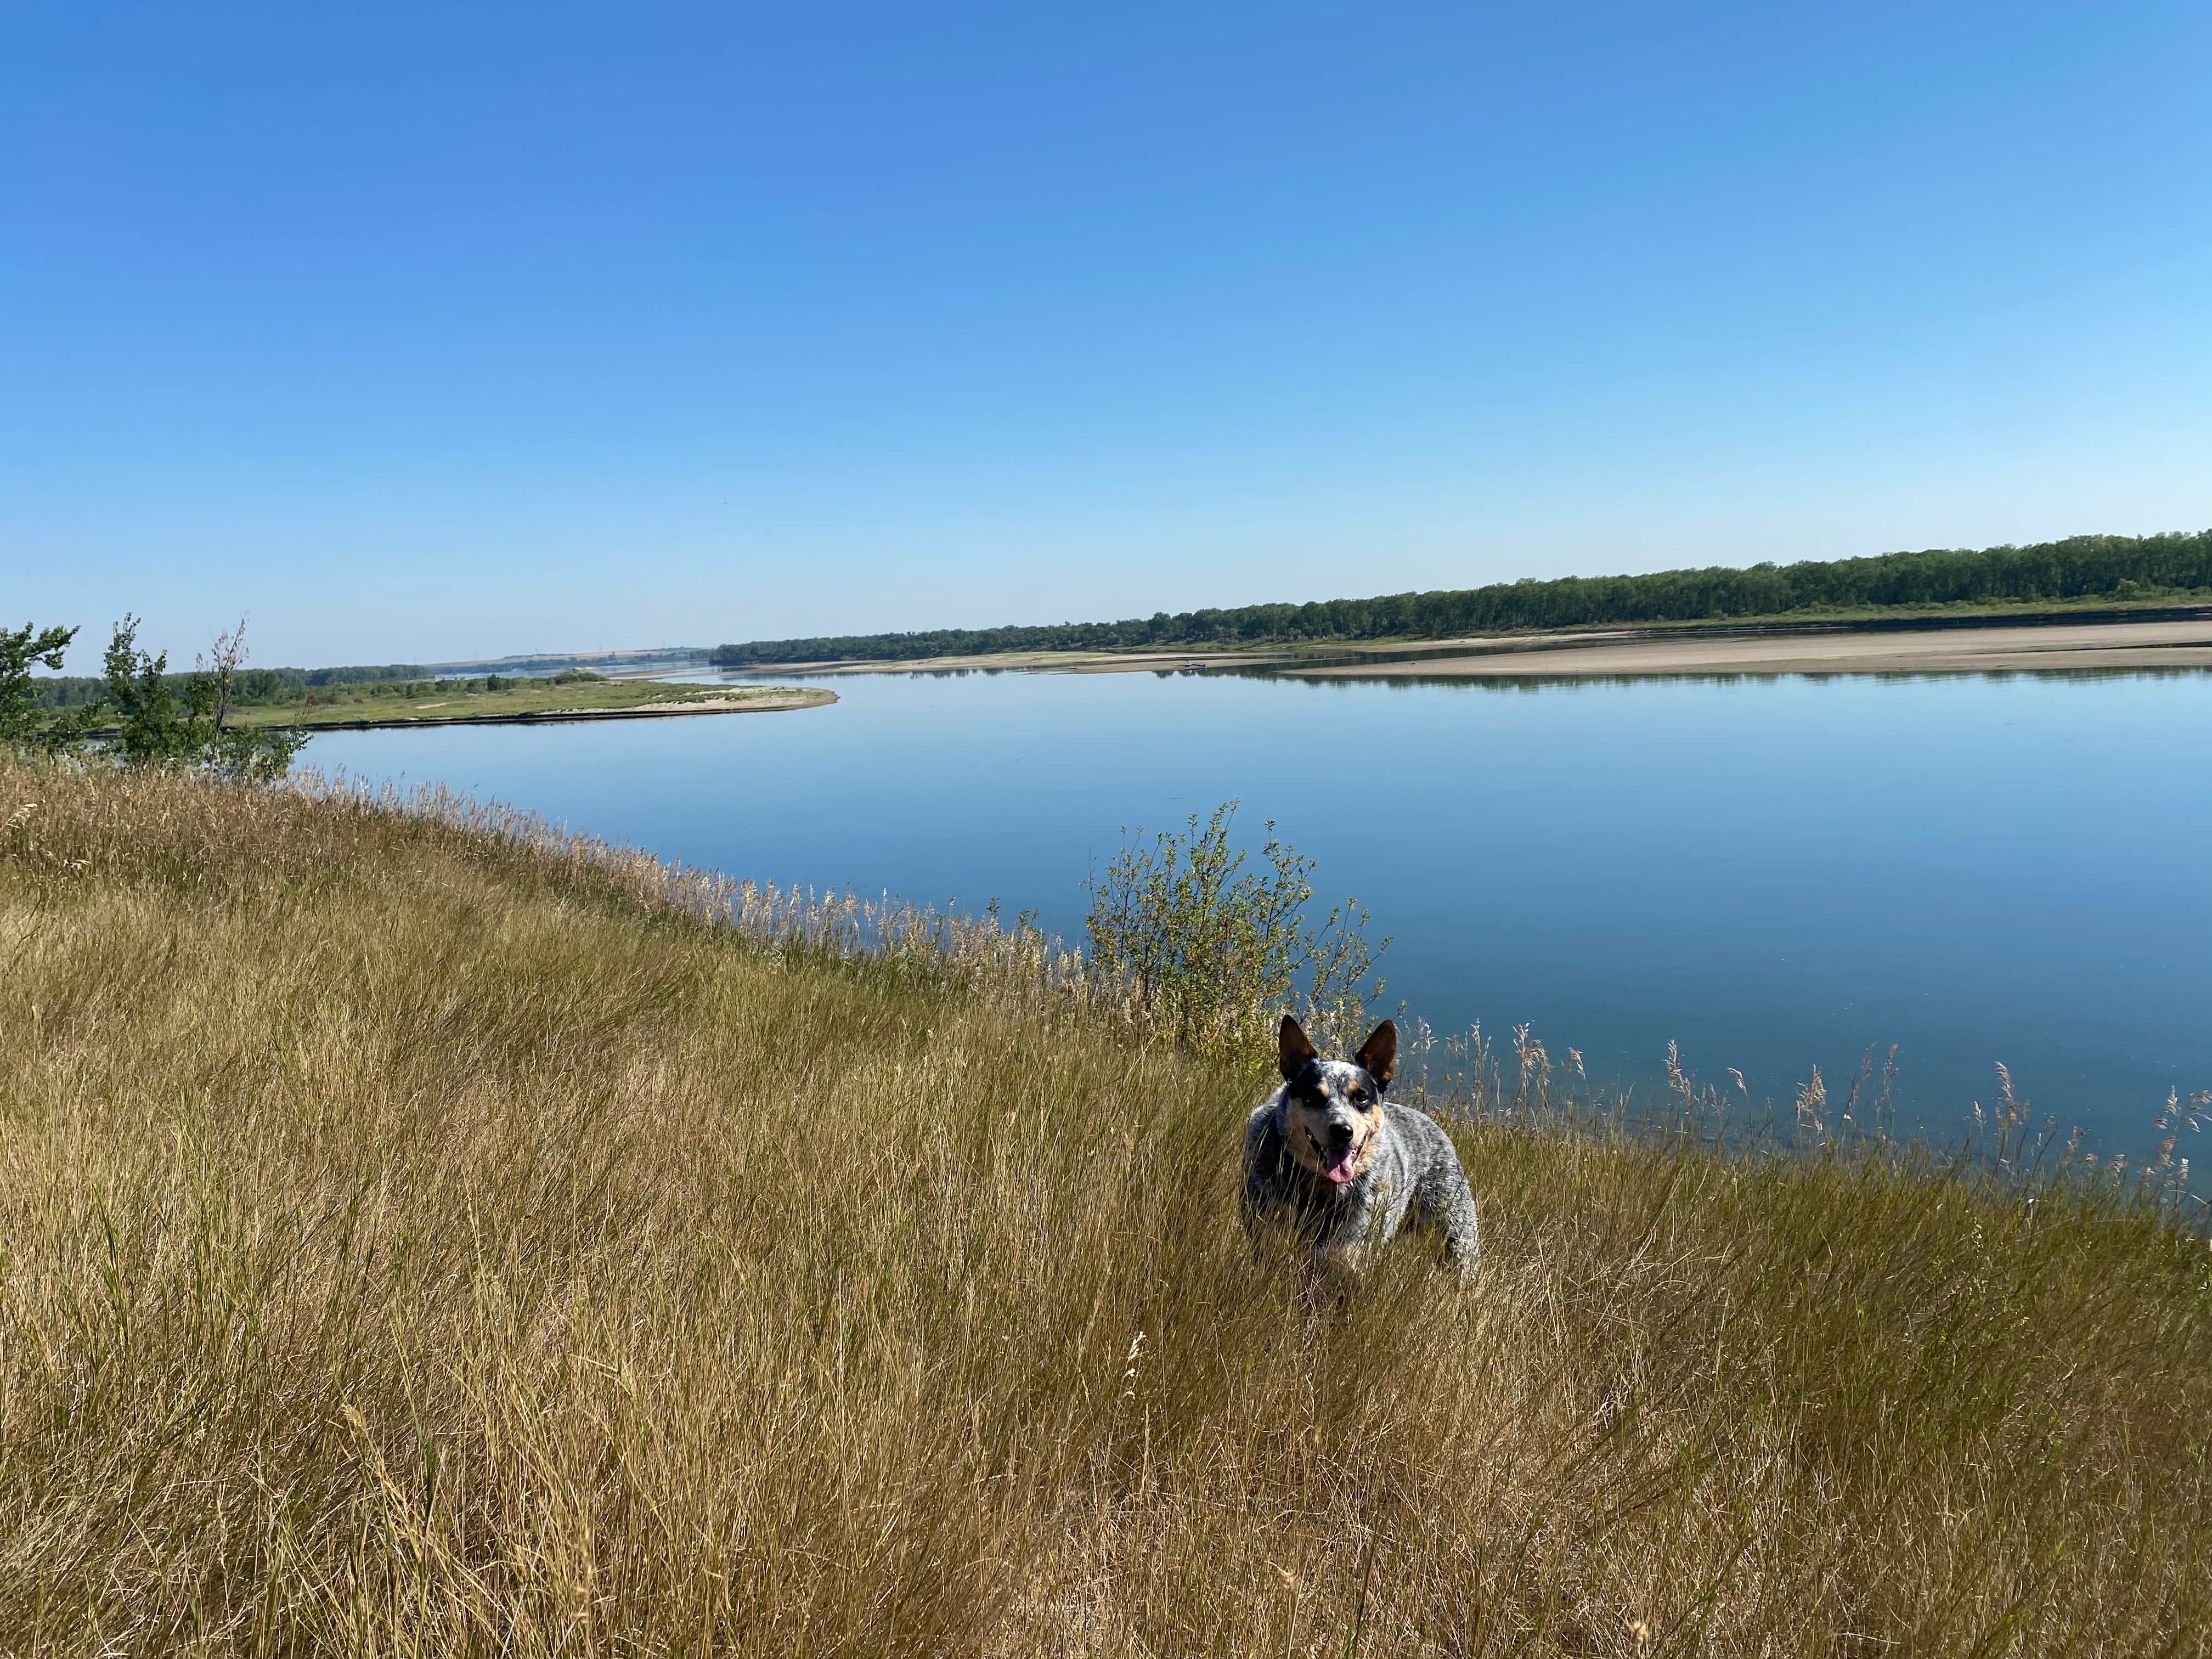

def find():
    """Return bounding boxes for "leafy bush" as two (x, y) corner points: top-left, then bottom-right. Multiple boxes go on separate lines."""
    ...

(3, 614), (305, 777)
(1, 621), (103, 751)
(101, 615), (306, 778)
(1085, 801), (1384, 1058)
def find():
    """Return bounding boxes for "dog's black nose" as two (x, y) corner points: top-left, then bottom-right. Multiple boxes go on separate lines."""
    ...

(1327, 1120), (1355, 1152)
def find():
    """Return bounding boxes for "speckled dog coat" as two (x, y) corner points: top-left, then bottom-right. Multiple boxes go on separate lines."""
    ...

(1243, 1015), (1480, 1280)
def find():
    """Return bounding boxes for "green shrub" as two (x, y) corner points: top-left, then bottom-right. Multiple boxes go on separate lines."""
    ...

(1, 620), (101, 751)
(1085, 800), (1384, 1059)
(4, 615), (304, 777)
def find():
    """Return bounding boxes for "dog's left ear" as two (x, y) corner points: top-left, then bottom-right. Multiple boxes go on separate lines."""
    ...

(1354, 1020), (1397, 1089)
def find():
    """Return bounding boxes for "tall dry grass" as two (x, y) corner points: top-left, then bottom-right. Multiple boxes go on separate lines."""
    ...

(2, 761), (2209, 1656)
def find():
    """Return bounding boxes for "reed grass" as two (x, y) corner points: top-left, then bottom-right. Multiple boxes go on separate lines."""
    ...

(2, 761), (2209, 1656)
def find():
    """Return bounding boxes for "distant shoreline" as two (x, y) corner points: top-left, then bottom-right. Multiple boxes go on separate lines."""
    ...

(703, 532), (2212, 670)
(1276, 614), (2212, 681)
(712, 609), (2212, 682)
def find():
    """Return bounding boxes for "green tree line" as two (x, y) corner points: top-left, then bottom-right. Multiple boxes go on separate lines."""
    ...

(708, 530), (2212, 666)
(29, 659), (437, 710)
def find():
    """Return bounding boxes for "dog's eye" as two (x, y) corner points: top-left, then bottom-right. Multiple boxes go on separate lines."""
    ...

(1351, 1088), (1369, 1105)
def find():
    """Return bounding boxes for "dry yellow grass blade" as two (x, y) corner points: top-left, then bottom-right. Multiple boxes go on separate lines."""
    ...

(2, 761), (2208, 1655)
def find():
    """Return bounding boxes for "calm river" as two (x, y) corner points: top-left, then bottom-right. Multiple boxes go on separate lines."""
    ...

(306, 665), (2212, 1163)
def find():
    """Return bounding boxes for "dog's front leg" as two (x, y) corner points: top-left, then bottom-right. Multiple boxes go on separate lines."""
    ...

(1314, 1235), (1369, 1276)
(1312, 1185), (1376, 1282)
(1302, 1234), (1369, 1306)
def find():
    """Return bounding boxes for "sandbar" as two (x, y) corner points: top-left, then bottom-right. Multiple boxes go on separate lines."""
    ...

(1277, 617), (2212, 680)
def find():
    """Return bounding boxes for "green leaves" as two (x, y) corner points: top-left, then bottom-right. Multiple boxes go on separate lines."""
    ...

(1084, 801), (1385, 1060)
(0, 620), (83, 747)
(2, 615), (306, 777)
(103, 613), (212, 764)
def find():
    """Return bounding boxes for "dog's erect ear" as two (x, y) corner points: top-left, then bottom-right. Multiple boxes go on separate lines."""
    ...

(1354, 1020), (1397, 1089)
(1278, 1015), (1318, 1081)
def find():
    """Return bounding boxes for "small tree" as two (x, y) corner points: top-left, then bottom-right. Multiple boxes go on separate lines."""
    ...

(99, 614), (305, 777)
(1, 621), (110, 753)
(194, 617), (306, 778)
(199, 616), (249, 732)
(3, 614), (303, 776)
(103, 614), (212, 764)
(1085, 801), (1385, 1059)
(2, 621), (77, 746)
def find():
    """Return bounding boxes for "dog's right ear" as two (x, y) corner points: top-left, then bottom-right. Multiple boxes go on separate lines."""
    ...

(1278, 1015), (1318, 1081)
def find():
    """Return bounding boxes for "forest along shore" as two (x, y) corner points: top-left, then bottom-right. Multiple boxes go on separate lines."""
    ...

(730, 611), (2212, 681)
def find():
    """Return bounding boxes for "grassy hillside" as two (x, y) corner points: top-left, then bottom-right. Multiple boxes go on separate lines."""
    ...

(709, 529), (2212, 665)
(2, 765), (2209, 1654)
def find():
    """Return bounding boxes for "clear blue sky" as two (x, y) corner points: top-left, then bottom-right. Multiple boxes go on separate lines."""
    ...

(5, 2), (2208, 666)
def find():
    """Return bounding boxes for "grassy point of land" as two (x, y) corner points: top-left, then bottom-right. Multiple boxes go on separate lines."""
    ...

(221, 674), (835, 729)
(2, 763), (2209, 1654)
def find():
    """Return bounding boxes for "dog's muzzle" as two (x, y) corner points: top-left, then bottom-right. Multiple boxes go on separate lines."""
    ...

(1321, 1121), (1362, 1185)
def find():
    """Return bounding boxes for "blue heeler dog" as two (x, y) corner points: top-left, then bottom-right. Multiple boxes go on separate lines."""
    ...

(1243, 1015), (1480, 1280)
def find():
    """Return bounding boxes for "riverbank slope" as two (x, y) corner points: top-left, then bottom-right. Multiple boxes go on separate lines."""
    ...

(2, 764), (2206, 1654)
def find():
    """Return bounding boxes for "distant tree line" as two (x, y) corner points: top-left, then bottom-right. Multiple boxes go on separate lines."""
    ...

(29, 659), (436, 710)
(708, 531), (2212, 666)
(30, 659), (629, 710)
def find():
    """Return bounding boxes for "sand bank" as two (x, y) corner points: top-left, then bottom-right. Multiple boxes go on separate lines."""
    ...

(1276, 617), (2212, 680)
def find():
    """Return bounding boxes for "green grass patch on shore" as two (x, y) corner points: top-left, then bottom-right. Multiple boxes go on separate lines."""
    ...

(2, 764), (2208, 1654)
(216, 673), (828, 727)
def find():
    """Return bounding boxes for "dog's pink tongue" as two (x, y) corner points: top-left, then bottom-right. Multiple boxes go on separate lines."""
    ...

(1323, 1151), (1359, 1184)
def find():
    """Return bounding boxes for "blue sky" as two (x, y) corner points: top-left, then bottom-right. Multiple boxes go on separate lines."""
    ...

(4, 1), (2208, 665)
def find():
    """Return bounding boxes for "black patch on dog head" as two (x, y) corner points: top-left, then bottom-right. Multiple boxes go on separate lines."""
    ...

(1311, 1058), (1384, 1114)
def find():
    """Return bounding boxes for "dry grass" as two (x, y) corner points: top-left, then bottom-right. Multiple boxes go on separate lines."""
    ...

(2, 762), (2209, 1656)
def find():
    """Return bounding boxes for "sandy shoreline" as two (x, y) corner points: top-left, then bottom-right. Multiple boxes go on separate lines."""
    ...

(724, 612), (2212, 682)
(1274, 617), (2212, 680)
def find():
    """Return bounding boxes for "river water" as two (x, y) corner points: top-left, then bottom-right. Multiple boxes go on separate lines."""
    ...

(305, 665), (2212, 1162)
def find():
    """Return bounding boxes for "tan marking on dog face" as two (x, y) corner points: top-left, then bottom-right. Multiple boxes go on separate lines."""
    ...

(1281, 1059), (1387, 1182)
(1282, 1095), (1337, 1177)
